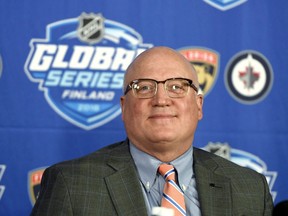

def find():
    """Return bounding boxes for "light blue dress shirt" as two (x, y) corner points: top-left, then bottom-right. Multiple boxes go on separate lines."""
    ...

(130, 143), (201, 216)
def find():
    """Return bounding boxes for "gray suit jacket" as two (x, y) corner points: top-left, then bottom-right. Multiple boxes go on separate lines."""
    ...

(31, 140), (273, 215)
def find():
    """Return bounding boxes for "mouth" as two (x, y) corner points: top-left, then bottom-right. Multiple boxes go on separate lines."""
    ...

(148, 114), (177, 120)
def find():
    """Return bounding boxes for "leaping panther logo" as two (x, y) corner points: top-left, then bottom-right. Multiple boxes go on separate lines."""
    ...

(178, 47), (219, 97)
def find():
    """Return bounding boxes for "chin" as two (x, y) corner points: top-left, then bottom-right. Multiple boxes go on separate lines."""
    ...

(148, 133), (176, 143)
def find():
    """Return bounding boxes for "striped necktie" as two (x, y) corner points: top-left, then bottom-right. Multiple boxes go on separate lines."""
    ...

(158, 164), (186, 216)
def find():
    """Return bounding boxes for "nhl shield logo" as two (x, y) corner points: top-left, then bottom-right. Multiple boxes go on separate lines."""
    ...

(28, 168), (45, 205)
(178, 47), (219, 97)
(78, 13), (104, 44)
(204, 142), (231, 160)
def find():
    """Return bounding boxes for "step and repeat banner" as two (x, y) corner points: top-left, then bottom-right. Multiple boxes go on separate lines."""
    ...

(0, 0), (287, 215)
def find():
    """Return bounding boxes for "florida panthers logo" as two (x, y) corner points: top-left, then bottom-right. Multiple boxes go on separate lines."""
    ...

(178, 47), (220, 97)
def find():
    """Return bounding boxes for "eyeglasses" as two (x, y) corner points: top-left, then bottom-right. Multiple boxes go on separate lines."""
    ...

(124, 77), (198, 99)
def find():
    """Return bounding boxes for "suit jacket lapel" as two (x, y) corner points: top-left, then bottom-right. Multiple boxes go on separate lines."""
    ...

(194, 148), (232, 216)
(103, 143), (233, 216)
(105, 141), (148, 216)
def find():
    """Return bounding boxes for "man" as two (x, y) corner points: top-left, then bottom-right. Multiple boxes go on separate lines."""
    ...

(31, 47), (273, 216)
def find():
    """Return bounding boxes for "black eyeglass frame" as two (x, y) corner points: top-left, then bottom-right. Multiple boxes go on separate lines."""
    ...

(124, 77), (198, 97)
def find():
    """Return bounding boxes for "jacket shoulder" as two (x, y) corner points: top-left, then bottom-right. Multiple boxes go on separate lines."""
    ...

(46, 140), (130, 178)
(193, 147), (264, 179)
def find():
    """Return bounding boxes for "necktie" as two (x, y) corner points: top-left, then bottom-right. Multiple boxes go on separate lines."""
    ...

(158, 164), (186, 216)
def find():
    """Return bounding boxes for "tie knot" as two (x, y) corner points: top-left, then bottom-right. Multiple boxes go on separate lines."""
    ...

(158, 164), (176, 181)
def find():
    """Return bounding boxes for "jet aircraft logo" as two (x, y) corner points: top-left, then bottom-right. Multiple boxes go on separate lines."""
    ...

(225, 50), (273, 104)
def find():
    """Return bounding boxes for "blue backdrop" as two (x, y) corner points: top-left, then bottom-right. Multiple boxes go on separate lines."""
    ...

(0, 0), (287, 215)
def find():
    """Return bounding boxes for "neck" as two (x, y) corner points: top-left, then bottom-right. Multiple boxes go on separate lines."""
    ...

(132, 140), (192, 162)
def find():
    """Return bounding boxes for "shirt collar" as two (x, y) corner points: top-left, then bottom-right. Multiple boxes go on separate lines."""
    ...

(129, 142), (194, 191)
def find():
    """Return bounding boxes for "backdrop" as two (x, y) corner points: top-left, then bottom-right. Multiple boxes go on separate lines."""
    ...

(0, 0), (287, 215)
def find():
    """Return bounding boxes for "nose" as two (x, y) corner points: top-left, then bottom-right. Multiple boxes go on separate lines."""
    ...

(151, 83), (171, 106)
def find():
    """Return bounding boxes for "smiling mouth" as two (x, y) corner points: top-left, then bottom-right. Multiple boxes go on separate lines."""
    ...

(148, 114), (176, 119)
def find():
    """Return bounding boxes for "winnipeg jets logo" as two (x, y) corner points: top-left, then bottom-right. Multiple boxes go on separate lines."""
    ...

(239, 61), (259, 90)
(225, 51), (273, 104)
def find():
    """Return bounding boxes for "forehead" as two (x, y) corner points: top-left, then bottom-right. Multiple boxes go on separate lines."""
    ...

(126, 49), (195, 81)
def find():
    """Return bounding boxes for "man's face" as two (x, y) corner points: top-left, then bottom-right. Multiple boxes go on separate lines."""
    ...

(120, 48), (203, 156)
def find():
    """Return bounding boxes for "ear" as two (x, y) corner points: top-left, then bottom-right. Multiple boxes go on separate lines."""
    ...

(196, 94), (204, 120)
(120, 96), (125, 120)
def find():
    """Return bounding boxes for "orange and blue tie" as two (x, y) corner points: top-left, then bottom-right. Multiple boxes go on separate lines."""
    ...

(158, 164), (186, 216)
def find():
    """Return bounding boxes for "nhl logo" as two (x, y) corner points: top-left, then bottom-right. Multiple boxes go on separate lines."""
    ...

(78, 13), (104, 44)
(204, 142), (231, 160)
